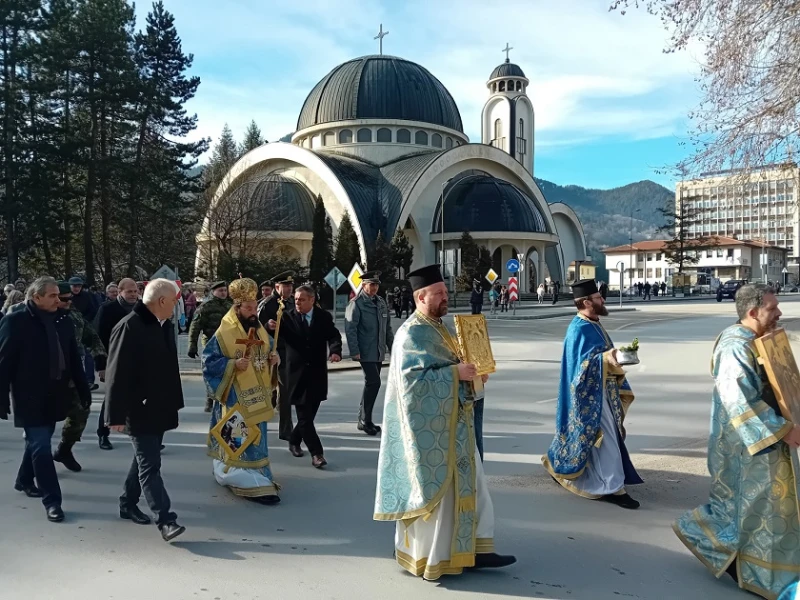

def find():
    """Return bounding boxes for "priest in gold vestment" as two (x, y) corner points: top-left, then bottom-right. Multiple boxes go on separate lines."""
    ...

(675, 284), (800, 599)
(373, 265), (516, 581)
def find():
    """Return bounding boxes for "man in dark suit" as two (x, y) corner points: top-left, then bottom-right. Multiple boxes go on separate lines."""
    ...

(271, 284), (342, 468)
(0, 276), (91, 523)
(259, 271), (296, 441)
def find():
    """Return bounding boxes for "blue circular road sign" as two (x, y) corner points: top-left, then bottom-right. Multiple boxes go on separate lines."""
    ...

(506, 258), (520, 273)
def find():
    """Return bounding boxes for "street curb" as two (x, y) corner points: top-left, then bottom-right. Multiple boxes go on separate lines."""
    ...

(481, 307), (637, 321)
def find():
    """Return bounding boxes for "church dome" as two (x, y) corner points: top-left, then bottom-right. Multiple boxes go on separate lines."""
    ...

(432, 172), (548, 234)
(220, 174), (315, 232)
(489, 60), (526, 80)
(296, 55), (463, 133)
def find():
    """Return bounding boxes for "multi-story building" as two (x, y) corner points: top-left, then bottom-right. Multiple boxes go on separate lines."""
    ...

(675, 163), (799, 267)
(602, 237), (788, 290)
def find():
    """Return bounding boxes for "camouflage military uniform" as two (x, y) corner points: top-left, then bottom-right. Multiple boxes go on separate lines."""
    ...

(188, 296), (233, 409)
(61, 307), (107, 444)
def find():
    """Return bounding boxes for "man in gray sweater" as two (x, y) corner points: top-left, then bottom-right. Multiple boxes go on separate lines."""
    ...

(345, 271), (394, 436)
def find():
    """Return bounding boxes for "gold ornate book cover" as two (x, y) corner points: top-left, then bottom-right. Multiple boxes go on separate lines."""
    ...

(210, 404), (261, 460)
(754, 328), (800, 423)
(453, 314), (496, 375)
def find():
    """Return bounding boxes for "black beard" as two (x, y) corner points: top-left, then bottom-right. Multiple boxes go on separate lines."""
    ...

(238, 314), (259, 330)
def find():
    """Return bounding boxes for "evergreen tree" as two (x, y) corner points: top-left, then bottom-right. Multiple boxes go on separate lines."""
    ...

(324, 215), (334, 267)
(657, 196), (716, 274)
(308, 194), (332, 283)
(390, 228), (413, 279)
(476, 246), (493, 284)
(202, 123), (238, 206)
(334, 211), (361, 273)
(457, 230), (480, 290)
(240, 119), (264, 154)
(369, 230), (393, 278)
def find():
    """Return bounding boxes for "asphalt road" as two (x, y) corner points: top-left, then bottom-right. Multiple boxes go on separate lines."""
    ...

(3, 297), (800, 599)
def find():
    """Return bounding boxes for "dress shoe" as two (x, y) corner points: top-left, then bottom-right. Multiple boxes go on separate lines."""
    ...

(90, 383), (100, 391)
(357, 420), (380, 436)
(246, 495), (281, 506)
(312, 455), (327, 469)
(14, 482), (43, 498)
(600, 492), (640, 510)
(289, 444), (304, 458)
(472, 553), (517, 569)
(159, 521), (186, 542)
(120, 506), (152, 525)
(98, 435), (113, 450)
(46, 506), (65, 523)
(53, 444), (82, 472)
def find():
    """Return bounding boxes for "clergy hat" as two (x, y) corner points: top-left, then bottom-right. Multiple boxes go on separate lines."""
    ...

(57, 281), (72, 297)
(259, 280), (272, 288)
(271, 271), (295, 285)
(228, 278), (258, 305)
(407, 264), (444, 292)
(571, 279), (599, 299)
(210, 280), (227, 290)
(68, 276), (84, 286)
(361, 270), (381, 284)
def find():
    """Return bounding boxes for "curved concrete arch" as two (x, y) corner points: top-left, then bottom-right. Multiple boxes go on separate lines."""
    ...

(549, 202), (588, 282)
(195, 143), (367, 272)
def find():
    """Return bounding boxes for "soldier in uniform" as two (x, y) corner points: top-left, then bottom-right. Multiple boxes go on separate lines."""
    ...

(259, 271), (296, 442)
(345, 270), (394, 436)
(188, 281), (232, 412)
(53, 282), (107, 472)
(258, 280), (273, 313)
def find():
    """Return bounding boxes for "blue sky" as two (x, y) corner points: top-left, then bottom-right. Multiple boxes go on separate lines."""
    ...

(140, 1), (703, 191)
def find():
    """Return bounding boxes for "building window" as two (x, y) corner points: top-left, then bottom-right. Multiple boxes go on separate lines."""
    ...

(499, 81), (506, 92)
(637, 253), (644, 262)
(726, 248), (732, 257)
(518, 118), (524, 136)
(516, 80), (522, 91)
(647, 253), (654, 261)
(376, 128), (392, 142)
(637, 269), (644, 278)
(415, 130), (428, 145)
(647, 268), (653, 278)
(494, 119), (502, 139)
(656, 253), (662, 261)
(397, 129), (411, 143)
(323, 131), (335, 146)
(356, 128), (372, 142)
(445, 137), (453, 149)
(338, 129), (353, 144)
(706, 250), (712, 258)
(656, 268), (663, 278)
(431, 133), (442, 148)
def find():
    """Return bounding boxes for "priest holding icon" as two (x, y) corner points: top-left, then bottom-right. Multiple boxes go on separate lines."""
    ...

(374, 264), (516, 581)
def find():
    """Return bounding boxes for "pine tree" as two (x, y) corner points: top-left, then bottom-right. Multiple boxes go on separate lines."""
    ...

(457, 230), (480, 290)
(334, 211), (361, 273)
(369, 230), (393, 278)
(308, 194), (332, 283)
(240, 119), (264, 154)
(390, 228), (413, 279)
(476, 246), (493, 283)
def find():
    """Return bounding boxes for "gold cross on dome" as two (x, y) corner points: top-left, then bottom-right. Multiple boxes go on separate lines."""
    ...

(375, 23), (389, 55)
(502, 42), (513, 62)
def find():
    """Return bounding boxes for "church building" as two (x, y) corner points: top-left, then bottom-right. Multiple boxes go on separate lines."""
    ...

(196, 46), (589, 290)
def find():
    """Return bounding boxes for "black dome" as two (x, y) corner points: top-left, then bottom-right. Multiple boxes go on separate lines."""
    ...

(432, 172), (548, 234)
(490, 60), (526, 79)
(297, 55), (463, 133)
(221, 174), (315, 232)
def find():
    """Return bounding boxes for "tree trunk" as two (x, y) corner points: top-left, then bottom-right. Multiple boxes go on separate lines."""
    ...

(84, 68), (99, 286)
(62, 71), (72, 277)
(2, 20), (20, 281)
(100, 104), (113, 283)
(127, 113), (149, 277)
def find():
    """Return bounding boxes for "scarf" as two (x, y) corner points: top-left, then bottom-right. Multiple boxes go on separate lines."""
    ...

(29, 301), (65, 380)
(117, 295), (135, 314)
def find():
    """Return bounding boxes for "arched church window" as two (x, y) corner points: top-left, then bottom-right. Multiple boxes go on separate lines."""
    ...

(518, 118), (524, 136)
(357, 128), (372, 142)
(431, 133), (442, 148)
(397, 129), (411, 143)
(339, 129), (353, 144)
(323, 131), (335, 146)
(415, 131), (428, 145)
(516, 81), (522, 91)
(494, 119), (502, 139)
(508, 80), (514, 91)
(445, 137), (453, 149)
(377, 128), (392, 142)
(499, 81), (506, 92)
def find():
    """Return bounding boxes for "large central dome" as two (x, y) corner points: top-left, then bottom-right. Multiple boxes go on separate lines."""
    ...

(296, 55), (463, 133)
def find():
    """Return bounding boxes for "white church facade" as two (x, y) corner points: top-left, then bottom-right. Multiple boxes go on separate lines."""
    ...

(196, 50), (589, 290)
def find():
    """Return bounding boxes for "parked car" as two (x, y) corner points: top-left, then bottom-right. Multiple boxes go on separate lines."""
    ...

(716, 279), (748, 302)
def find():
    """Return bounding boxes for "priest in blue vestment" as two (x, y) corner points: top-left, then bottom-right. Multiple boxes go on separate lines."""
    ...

(203, 278), (280, 505)
(542, 279), (643, 509)
(674, 284), (800, 599)
(374, 265), (516, 581)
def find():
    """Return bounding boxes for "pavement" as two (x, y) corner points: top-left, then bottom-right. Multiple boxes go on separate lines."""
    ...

(4, 296), (800, 599)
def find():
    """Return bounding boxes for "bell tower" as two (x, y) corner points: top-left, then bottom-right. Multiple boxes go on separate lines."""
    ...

(481, 44), (534, 175)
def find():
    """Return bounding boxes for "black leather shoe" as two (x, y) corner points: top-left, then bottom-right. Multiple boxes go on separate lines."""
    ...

(14, 482), (43, 498)
(312, 454), (327, 469)
(120, 506), (152, 525)
(246, 495), (281, 506)
(357, 420), (380, 436)
(289, 444), (304, 458)
(600, 493), (640, 510)
(98, 436), (113, 450)
(159, 521), (186, 542)
(46, 506), (65, 523)
(54, 445), (82, 472)
(473, 553), (517, 569)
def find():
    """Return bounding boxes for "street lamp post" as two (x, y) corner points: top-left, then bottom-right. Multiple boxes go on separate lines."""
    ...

(616, 261), (625, 308)
(628, 207), (641, 298)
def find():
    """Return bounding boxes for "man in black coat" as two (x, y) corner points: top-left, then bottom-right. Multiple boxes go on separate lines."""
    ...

(104, 278), (186, 542)
(0, 276), (91, 523)
(69, 276), (101, 390)
(271, 284), (342, 468)
(470, 279), (484, 315)
(93, 277), (138, 450)
(259, 271), (296, 441)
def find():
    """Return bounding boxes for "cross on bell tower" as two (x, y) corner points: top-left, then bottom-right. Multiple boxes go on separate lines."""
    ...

(375, 24), (389, 55)
(502, 42), (513, 63)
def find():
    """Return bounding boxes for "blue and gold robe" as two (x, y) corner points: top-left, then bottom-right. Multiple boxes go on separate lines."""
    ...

(203, 312), (278, 498)
(542, 314), (641, 496)
(674, 325), (800, 599)
(374, 311), (489, 579)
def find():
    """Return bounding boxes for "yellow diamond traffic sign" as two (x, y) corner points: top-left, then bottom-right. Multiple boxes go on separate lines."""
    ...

(347, 263), (364, 293)
(485, 268), (498, 284)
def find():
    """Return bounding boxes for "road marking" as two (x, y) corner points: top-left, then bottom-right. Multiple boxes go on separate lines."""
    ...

(536, 397), (558, 404)
(613, 316), (687, 331)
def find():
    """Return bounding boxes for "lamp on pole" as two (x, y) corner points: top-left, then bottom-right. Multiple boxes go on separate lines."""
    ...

(616, 261), (625, 308)
(628, 207), (641, 297)
(440, 178), (456, 292)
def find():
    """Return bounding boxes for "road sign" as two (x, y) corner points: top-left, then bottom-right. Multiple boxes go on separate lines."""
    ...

(783, 267), (789, 274)
(347, 263), (364, 293)
(485, 268), (498, 284)
(506, 258), (520, 273)
(324, 266), (346, 290)
(150, 264), (177, 280)
(508, 276), (519, 302)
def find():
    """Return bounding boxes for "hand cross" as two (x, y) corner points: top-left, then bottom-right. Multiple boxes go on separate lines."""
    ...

(236, 327), (265, 358)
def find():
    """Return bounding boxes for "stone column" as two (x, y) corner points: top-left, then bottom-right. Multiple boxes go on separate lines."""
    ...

(538, 245), (547, 287)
